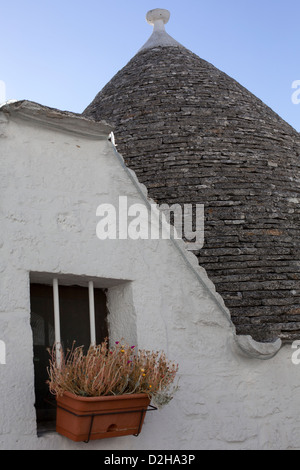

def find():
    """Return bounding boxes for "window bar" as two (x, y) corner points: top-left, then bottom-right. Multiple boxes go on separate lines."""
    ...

(88, 281), (96, 346)
(52, 278), (62, 365)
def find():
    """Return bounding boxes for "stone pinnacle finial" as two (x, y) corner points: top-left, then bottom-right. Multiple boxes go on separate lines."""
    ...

(139, 8), (183, 52)
(146, 9), (170, 28)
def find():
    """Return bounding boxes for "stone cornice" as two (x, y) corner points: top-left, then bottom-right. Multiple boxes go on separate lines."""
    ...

(0, 100), (113, 140)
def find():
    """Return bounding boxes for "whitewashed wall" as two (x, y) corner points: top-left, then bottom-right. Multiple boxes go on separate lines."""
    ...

(0, 102), (299, 450)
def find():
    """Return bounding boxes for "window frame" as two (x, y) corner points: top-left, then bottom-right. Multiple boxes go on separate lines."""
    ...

(52, 278), (97, 364)
(30, 274), (110, 433)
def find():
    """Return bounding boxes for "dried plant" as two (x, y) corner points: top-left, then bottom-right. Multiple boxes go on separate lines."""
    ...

(47, 339), (179, 408)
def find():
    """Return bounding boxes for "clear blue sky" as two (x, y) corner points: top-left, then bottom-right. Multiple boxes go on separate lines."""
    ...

(1, 0), (299, 131)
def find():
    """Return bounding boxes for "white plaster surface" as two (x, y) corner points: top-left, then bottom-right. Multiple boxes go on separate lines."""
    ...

(0, 103), (300, 450)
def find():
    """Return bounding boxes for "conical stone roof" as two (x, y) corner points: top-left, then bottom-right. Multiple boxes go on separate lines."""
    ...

(83, 9), (300, 342)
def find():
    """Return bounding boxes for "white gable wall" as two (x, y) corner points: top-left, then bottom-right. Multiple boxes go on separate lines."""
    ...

(0, 105), (299, 450)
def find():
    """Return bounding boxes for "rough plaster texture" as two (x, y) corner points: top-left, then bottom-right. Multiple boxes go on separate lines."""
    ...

(0, 103), (300, 450)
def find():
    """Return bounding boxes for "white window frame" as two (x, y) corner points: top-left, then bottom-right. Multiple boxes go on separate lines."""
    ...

(52, 278), (96, 364)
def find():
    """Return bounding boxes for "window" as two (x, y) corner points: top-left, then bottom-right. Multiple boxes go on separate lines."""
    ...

(30, 277), (108, 433)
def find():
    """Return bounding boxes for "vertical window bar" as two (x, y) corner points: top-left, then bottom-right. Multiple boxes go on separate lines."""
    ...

(88, 281), (96, 346)
(52, 278), (61, 365)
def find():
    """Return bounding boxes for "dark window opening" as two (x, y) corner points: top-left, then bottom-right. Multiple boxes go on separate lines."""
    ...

(30, 282), (108, 434)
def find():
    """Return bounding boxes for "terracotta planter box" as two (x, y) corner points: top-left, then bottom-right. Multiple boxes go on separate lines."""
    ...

(56, 391), (152, 442)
